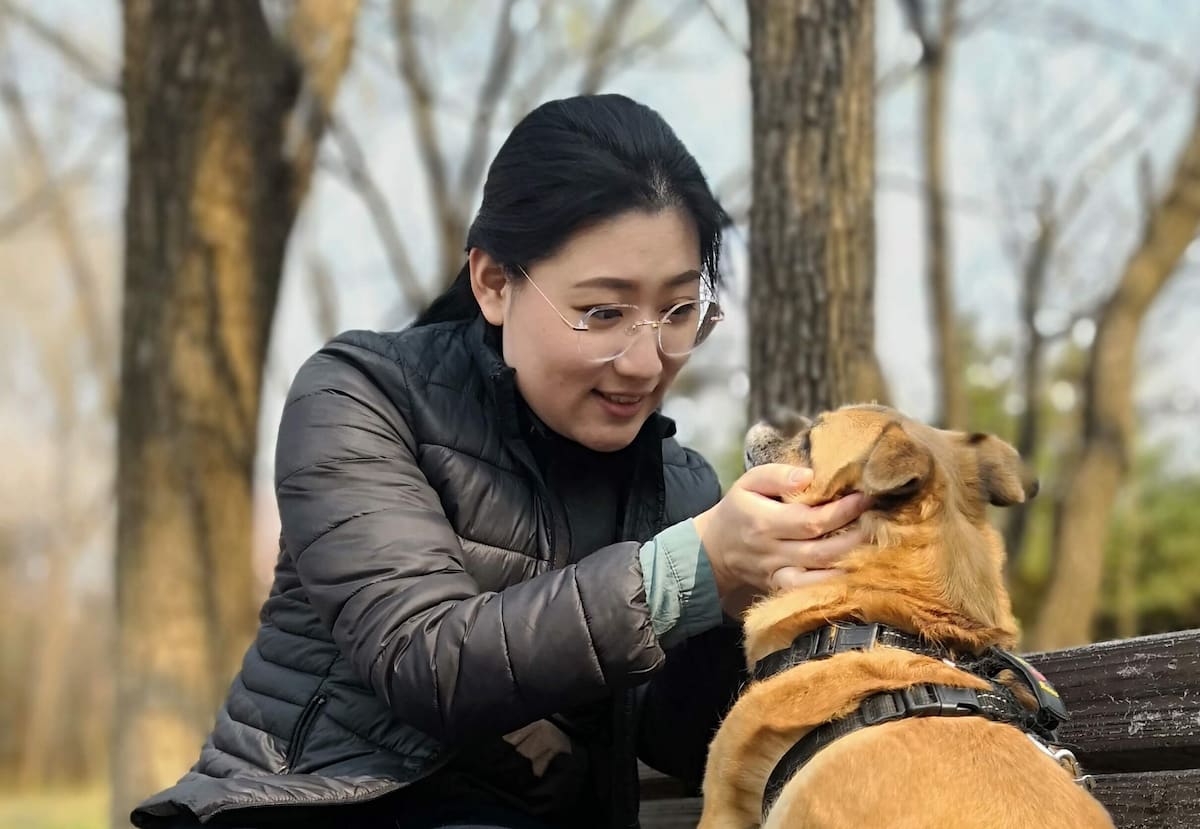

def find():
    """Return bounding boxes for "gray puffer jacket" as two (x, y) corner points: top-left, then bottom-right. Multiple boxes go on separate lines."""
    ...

(132, 316), (744, 828)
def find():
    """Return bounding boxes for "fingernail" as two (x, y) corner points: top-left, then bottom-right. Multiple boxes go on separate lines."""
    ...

(788, 467), (813, 485)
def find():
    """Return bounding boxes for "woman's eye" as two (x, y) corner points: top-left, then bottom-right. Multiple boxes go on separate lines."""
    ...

(666, 302), (699, 320)
(587, 307), (626, 322)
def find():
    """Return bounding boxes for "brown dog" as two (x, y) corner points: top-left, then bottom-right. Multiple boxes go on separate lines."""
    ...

(698, 404), (1114, 829)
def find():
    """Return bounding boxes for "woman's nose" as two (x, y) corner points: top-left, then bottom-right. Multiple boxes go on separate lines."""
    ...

(612, 325), (664, 378)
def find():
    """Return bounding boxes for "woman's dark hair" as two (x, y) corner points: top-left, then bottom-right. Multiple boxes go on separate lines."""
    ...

(412, 94), (729, 327)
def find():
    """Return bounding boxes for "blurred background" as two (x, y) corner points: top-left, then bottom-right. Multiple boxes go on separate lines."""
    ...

(1, 0), (1198, 826)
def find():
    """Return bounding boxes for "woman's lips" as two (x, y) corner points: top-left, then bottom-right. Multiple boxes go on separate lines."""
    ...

(594, 390), (646, 418)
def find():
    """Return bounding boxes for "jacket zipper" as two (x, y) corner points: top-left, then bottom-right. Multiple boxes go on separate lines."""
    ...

(285, 692), (327, 772)
(506, 439), (565, 568)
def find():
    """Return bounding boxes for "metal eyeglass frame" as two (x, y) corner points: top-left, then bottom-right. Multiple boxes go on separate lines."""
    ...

(514, 265), (724, 363)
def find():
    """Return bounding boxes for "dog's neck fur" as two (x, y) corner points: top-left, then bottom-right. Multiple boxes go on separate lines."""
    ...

(743, 508), (1020, 666)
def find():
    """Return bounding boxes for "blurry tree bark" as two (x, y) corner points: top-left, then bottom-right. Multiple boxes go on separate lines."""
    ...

(902, 0), (966, 429)
(746, 0), (888, 419)
(114, 1), (359, 823)
(1002, 183), (1056, 582)
(1028, 95), (1200, 650)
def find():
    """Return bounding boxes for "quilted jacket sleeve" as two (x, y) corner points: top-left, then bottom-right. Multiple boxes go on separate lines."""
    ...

(274, 341), (665, 745)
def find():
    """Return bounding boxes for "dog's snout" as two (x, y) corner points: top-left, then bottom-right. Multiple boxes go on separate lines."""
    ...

(765, 408), (812, 439)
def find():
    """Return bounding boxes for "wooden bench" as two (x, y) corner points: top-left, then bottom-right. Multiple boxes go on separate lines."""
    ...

(639, 629), (1200, 828)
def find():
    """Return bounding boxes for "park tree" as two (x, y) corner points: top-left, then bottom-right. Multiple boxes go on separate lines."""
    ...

(113, 1), (360, 820)
(746, 0), (888, 419)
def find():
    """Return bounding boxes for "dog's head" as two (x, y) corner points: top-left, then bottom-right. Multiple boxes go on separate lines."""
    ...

(744, 404), (1036, 645)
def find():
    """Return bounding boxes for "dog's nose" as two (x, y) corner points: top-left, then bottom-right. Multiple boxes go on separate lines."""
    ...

(765, 408), (812, 439)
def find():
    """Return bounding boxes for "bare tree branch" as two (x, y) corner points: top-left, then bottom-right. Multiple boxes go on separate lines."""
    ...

(1037, 4), (1197, 85)
(0, 0), (118, 92)
(877, 170), (1001, 221)
(898, 0), (934, 57)
(327, 114), (430, 313)
(876, 60), (920, 96)
(456, 0), (519, 208)
(880, 0), (997, 96)
(0, 36), (115, 407)
(1055, 81), (1185, 254)
(281, 0), (362, 212)
(307, 251), (341, 343)
(505, 0), (562, 118)
(392, 0), (460, 282)
(579, 0), (638, 94)
(0, 122), (117, 235)
(986, 3), (1196, 87)
(604, 0), (704, 68)
(1004, 181), (1056, 567)
(701, 0), (746, 56)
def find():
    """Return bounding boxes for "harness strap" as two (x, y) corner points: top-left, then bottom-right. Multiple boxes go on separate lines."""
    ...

(752, 622), (950, 682)
(760, 682), (1033, 819)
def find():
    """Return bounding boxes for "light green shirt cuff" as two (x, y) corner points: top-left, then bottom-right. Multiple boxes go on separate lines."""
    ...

(638, 518), (723, 650)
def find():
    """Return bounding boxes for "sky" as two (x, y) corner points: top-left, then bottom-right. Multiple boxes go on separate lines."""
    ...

(2, 0), (1199, 585)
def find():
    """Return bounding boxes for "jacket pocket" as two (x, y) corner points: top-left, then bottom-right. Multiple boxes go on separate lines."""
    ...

(285, 692), (327, 772)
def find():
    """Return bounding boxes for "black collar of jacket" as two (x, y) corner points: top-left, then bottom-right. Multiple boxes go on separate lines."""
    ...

(752, 622), (952, 681)
(759, 680), (1045, 820)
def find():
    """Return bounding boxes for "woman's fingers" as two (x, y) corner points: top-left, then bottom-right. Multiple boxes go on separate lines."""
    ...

(770, 566), (847, 592)
(777, 492), (870, 540)
(736, 463), (813, 499)
(757, 529), (866, 576)
(762, 528), (866, 590)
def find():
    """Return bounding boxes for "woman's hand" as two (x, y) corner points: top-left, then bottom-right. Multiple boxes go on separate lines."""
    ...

(692, 464), (868, 612)
(503, 720), (572, 778)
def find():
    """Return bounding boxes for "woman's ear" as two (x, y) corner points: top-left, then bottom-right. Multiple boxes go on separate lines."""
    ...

(469, 248), (510, 326)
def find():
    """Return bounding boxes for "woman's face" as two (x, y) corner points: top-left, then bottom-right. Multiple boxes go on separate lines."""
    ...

(474, 207), (703, 452)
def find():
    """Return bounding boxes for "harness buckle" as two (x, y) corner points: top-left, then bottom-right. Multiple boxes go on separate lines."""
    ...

(813, 622), (881, 659)
(895, 684), (982, 719)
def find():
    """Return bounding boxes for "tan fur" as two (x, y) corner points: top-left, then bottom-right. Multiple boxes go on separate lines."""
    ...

(699, 405), (1114, 829)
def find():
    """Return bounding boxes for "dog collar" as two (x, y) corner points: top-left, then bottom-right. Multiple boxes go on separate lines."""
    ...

(752, 622), (951, 682)
(760, 680), (1042, 820)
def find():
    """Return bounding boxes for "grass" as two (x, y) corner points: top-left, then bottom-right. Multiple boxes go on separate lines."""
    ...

(0, 784), (107, 829)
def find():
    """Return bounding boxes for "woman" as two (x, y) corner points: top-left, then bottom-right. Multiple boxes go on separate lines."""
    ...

(132, 94), (867, 829)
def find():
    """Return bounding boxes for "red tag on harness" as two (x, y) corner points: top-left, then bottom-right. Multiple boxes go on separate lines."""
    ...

(991, 648), (1070, 726)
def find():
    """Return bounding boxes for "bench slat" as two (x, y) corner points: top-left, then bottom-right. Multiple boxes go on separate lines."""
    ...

(639, 797), (702, 828)
(637, 773), (1200, 829)
(1091, 769), (1200, 828)
(1029, 629), (1200, 772)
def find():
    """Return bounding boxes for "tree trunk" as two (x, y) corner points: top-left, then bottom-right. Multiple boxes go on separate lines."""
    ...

(1004, 184), (1056, 577)
(113, 2), (358, 824)
(1028, 96), (1200, 650)
(747, 0), (886, 420)
(916, 0), (966, 430)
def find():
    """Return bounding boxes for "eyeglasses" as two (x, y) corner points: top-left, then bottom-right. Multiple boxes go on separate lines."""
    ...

(516, 265), (724, 363)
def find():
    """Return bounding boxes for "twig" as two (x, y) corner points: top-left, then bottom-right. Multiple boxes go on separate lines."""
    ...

(0, 0), (118, 93)
(605, 0), (704, 67)
(700, 0), (747, 57)
(0, 41), (116, 408)
(392, 0), (455, 252)
(579, 0), (637, 93)
(326, 114), (429, 313)
(455, 0), (519, 207)
(0, 121), (117, 234)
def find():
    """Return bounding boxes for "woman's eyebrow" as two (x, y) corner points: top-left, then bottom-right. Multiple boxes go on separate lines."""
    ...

(572, 270), (702, 291)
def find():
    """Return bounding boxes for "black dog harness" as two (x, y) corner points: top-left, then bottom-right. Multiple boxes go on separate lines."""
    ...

(754, 622), (1072, 820)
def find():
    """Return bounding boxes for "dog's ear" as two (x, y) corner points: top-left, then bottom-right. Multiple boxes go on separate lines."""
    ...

(862, 423), (932, 499)
(967, 433), (1039, 506)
